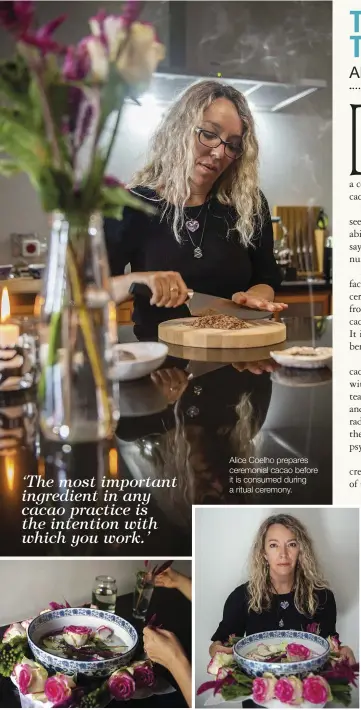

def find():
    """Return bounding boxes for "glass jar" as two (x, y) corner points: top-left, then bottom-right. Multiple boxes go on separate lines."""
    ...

(91, 575), (117, 612)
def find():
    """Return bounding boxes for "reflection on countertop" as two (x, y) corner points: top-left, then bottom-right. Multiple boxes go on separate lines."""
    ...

(0, 317), (332, 558)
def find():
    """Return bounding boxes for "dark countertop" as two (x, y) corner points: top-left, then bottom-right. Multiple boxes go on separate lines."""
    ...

(0, 317), (332, 557)
(0, 589), (191, 708)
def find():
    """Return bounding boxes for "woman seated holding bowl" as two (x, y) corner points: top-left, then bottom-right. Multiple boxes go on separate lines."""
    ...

(210, 514), (355, 664)
(105, 79), (287, 335)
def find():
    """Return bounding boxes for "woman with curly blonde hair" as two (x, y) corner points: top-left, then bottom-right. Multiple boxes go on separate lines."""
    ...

(209, 514), (355, 664)
(105, 80), (287, 332)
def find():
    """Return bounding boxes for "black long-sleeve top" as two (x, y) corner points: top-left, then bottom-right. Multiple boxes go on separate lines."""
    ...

(212, 583), (337, 642)
(104, 187), (282, 328)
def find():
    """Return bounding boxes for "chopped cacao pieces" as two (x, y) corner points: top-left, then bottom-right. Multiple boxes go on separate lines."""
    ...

(191, 313), (252, 330)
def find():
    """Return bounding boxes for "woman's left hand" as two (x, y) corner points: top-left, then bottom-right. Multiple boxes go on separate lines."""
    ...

(232, 292), (288, 312)
(339, 645), (357, 664)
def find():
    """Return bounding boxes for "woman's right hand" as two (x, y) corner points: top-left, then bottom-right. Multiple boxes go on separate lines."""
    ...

(209, 641), (233, 657)
(151, 368), (189, 404)
(130, 271), (189, 308)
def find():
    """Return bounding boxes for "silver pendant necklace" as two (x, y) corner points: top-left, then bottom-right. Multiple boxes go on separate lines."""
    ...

(184, 201), (207, 233)
(184, 204), (209, 258)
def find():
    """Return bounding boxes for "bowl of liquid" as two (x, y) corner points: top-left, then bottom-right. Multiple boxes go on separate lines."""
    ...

(27, 608), (138, 677)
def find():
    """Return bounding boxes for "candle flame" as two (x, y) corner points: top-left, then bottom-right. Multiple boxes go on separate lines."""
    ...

(5, 455), (15, 492)
(38, 456), (45, 478)
(109, 448), (118, 476)
(1, 288), (10, 323)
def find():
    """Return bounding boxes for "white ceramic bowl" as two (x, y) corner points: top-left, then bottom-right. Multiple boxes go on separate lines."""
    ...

(270, 346), (332, 370)
(109, 342), (168, 381)
(27, 608), (138, 678)
(233, 630), (329, 678)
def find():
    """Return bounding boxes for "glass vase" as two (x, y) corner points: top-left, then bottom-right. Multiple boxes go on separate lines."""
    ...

(38, 211), (118, 442)
(132, 570), (154, 621)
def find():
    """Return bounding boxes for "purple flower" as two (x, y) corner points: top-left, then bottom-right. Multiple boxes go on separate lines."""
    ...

(79, 35), (108, 81)
(89, 13), (126, 63)
(20, 14), (67, 54)
(197, 673), (235, 697)
(306, 622), (320, 635)
(108, 669), (136, 700)
(63, 43), (90, 81)
(103, 175), (125, 188)
(323, 660), (359, 687)
(0, 1), (34, 35)
(48, 600), (71, 611)
(121, 0), (143, 27)
(132, 661), (155, 688)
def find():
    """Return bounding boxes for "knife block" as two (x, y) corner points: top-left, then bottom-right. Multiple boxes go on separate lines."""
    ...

(314, 229), (326, 273)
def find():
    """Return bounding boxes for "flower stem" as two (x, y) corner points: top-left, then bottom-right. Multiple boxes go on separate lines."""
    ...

(66, 241), (112, 428)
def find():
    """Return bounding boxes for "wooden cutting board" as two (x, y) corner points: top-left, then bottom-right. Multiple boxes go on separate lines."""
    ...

(159, 318), (286, 349)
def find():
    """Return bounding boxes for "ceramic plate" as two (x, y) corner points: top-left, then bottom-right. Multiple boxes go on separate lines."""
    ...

(109, 342), (168, 381)
(270, 346), (332, 370)
(271, 366), (332, 387)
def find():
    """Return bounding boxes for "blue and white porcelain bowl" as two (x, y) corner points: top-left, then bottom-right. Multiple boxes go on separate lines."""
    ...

(233, 630), (330, 678)
(27, 608), (138, 678)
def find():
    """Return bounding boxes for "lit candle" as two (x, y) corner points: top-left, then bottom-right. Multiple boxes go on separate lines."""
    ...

(5, 455), (15, 491)
(0, 288), (19, 348)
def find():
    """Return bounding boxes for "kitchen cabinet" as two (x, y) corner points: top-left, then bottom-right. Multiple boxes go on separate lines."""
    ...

(274, 289), (332, 319)
(1, 280), (136, 324)
(2, 280), (332, 323)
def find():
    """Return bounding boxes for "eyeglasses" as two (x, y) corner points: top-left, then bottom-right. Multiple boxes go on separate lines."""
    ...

(195, 127), (243, 160)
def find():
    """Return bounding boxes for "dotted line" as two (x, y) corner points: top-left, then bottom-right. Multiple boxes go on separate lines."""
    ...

(350, 87), (361, 89)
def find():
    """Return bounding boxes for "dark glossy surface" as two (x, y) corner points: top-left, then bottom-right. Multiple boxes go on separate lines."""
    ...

(0, 589), (190, 708)
(0, 317), (332, 557)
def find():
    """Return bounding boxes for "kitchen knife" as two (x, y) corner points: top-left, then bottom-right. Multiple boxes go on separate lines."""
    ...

(128, 283), (271, 320)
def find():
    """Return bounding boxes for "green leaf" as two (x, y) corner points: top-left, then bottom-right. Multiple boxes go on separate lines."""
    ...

(47, 83), (71, 133)
(231, 669), (253, 686)
(37, 167), (74, 213)
(100, 185), (156, 216)
(101, 204), (124, 220)
(0, 159), (21, 176)
(100, 66), (126, 124)
(38, 167), (60, 212)
(0, 54), (31, 109)
(221, 683), (250, 701)
(28, 78), (45, 131)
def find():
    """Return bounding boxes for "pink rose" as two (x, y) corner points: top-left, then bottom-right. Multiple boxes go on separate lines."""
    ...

(63, 625), (92, 648)
(3, 622), (27, 644)
(108, 669), (136, 700)
(286, 643), (311, 662)
(306, 623), (320, 635)
(275, 677), (302, 704)
(44, 673), (76, 704)
(252, 673), (276, 703)
(13, 658), (47, 695)
(303, 675), (332, 705)
(327, 635), (341, 653)
(132, 661), (155, 688)
(207, 652), (233, 676)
